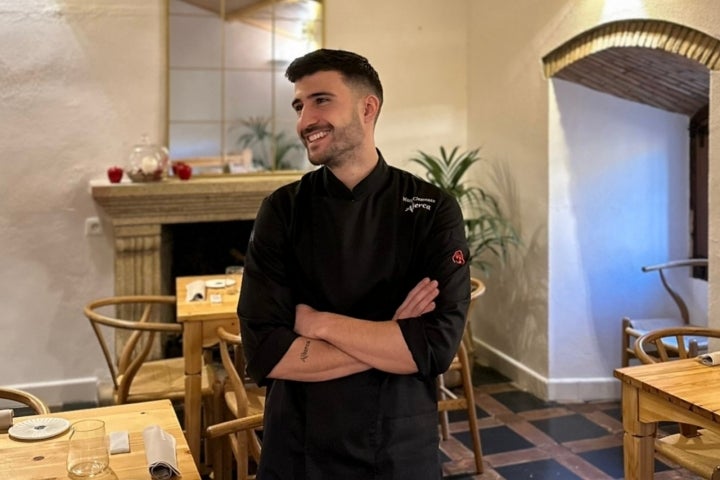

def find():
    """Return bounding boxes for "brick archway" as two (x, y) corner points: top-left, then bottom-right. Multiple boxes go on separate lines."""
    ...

(542, 19), (720, 115)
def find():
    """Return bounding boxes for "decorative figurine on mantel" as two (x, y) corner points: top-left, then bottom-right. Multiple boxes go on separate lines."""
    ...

(126, 134), (169, 182)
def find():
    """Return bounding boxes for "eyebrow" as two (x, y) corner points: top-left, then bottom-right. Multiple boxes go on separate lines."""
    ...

(291, 91), (335, 109)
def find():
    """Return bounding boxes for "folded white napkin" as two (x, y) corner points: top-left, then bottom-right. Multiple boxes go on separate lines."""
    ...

(109, 430), (130, 454)
(0, 409), (13, 430)
(143, 425), (180, 480)
(185, 280), (205, 302)
(697, 351), (720, 366)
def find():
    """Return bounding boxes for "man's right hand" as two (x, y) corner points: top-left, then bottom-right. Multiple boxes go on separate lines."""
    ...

(392, 277), (439, 321)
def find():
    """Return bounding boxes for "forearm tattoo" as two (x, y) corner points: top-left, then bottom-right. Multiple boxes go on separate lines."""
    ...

(300, 340), (311, 362)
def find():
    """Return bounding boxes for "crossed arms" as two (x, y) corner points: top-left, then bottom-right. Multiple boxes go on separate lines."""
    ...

(267, 278), (439, 382)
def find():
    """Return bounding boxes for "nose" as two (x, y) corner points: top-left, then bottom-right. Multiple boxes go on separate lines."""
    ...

(296, 106), (317, 136)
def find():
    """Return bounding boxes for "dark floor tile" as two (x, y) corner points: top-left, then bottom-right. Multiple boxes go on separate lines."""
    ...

(530, 414), (609, 443)
(455, 425), (533, 455)
(472, 364), (511, 385)
(447, 403), (490, 422)
(494, 458), (583, 479)
(578, 445), (673, 479)
(602, 406), (622, 422)
(577, 445), (625, 478)
(491, 390), (555, 413)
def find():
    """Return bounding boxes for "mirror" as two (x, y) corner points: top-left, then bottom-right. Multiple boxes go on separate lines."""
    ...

(168, 0), (323, 174)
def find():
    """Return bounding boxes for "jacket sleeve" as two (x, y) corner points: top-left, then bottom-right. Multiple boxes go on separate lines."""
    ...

(397, 193), (470, 378)
(238, 193), (298, 386)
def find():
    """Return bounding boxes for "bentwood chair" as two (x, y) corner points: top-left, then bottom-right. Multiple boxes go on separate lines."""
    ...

(206, 326), (266, 480)
(621, 258), (708, 367)
(0, 387), (50, 415)
(437, 276), (486, 474)
(84, 295), (216, 405)
(634, 326), (720, 478)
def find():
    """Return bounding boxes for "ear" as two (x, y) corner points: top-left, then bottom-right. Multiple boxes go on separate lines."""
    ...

(362, 94), (380, 124)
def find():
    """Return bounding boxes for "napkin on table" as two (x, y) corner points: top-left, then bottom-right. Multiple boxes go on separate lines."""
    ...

(697, 351), (720, 366)
(185, 280), (205, 302)
(0, 409), (13, 431)
(143, 425), (181, 480)
(109, 430), (130, 454)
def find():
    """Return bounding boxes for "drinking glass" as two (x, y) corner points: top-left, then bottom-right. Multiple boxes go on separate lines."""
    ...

(225, 266), (243, 295)
(66, 419), (109, 477)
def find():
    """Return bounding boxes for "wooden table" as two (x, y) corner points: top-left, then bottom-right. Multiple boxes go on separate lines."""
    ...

(0, 399), (200, 479)
(614, 358), (720, 479)
(176, 274), (241, 465)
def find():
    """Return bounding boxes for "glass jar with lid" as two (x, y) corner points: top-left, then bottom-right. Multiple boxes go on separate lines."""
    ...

(127, 134), (169, 182)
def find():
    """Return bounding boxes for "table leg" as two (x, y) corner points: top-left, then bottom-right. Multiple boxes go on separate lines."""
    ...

(621, 383), (656, 479)
(183, 322), (203, 466)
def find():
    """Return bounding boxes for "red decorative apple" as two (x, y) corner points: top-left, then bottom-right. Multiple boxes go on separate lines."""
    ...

(107, 166), (124, 183)
(175, 162), (192, 180)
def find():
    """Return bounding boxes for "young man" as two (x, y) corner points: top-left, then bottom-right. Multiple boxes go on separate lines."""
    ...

(238, 49), (470, 479)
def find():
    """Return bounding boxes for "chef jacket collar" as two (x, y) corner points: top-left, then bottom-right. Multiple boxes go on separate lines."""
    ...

(321, 149), (388, 200)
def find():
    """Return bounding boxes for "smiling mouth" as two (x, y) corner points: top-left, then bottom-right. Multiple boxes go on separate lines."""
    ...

(306, 130), (330, 143)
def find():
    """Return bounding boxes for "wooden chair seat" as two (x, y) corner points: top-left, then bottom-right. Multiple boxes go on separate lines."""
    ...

(656, 429), (720, 479)
(120, 357), (216, 404)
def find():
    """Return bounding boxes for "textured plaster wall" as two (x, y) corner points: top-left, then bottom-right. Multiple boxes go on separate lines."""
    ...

(467, 0), (720, 400)
(0, 0), (165, 405)
(324, 0), (469, 166)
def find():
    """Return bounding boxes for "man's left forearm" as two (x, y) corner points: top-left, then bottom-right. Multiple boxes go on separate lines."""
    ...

(315, 312), (418, 374)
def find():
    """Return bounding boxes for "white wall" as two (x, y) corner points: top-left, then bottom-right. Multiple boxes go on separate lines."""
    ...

(0, 0), (166, 406)
(548, 79), (704, 400)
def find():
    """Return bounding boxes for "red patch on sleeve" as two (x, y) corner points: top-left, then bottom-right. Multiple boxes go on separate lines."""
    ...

(452, 250), (465, 265)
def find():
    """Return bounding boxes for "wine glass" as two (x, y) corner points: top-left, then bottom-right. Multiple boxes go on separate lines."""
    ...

(225, 266), (243, 295)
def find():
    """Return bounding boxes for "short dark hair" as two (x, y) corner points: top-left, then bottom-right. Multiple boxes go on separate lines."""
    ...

(285, 49), (383, 106)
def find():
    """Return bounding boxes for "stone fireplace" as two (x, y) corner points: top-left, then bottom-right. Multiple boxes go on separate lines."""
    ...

(91, 172), (303, 296)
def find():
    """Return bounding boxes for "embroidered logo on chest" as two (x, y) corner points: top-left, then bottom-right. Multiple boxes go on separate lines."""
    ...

(402, 196), (436, 213)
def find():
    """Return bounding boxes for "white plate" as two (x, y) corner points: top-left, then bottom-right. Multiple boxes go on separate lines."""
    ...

(9, 417), (71, 440)
(205, 279), (235, 289)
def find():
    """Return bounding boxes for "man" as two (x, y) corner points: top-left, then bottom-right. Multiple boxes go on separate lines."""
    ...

(238, 49), (470, 479)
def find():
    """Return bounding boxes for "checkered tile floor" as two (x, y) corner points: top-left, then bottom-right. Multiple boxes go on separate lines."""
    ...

(440, 365), (703, 479)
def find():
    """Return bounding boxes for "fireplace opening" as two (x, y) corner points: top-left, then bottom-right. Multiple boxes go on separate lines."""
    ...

(167, 220), (255, 295)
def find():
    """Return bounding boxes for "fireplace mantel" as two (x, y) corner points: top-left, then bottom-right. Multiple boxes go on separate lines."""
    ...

(91, 172), (303, 296)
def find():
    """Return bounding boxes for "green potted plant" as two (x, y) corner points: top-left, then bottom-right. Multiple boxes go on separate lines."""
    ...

(233, 116), (303, 170)
(409, 146), (519, 276)
(410, 146), (520, 366)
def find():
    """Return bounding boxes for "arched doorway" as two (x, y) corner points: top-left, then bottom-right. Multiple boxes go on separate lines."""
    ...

(541, 19), (719, 370)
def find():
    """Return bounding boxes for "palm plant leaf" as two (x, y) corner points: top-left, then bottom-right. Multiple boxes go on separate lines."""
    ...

(409, 145), (520, 275)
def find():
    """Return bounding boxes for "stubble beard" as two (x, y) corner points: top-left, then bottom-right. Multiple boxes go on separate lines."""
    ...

(304, 113), (365, 169)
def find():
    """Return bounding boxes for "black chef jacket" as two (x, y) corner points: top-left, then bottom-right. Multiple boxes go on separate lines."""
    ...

(239, 152), (470, 480)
